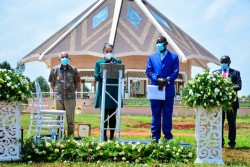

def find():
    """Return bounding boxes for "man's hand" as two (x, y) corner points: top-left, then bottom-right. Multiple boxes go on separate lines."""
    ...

(157, 78), (166, 91)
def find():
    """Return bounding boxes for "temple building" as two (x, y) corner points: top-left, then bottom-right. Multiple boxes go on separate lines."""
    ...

(21, 0), (219, 98)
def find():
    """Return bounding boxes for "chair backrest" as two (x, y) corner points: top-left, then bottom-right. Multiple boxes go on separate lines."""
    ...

(35, 81), (43, 111)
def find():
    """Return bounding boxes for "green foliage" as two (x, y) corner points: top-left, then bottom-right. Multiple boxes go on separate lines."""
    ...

(0, 61), (13, 71)
(0, 69), (32, 104)
(240, 103), (250, 108)
(15, 61), (25, 74)
(21, 137), (195, 164)
(182, 69), (237, 112)
(36, 76), (50, 92)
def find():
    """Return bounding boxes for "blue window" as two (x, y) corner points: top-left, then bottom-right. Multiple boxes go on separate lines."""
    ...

(93, 7), (108, 28)
(126, 7), (142, 29)
(150, 10), (172, 31)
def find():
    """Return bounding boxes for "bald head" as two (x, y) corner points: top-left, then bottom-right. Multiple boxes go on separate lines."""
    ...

(59, 52), (70, 59)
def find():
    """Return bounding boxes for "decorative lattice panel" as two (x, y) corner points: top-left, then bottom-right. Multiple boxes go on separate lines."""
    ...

(0, 102), (21, 161)
(194, 107), (224, 165)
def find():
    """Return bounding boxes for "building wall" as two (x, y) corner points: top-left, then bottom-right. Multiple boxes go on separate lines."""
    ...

(50, 54), (191, 80)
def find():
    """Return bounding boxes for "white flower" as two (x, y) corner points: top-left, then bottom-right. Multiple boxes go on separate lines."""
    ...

(7, 82), (11, 87)
(212, 78), (216, 82)
(214, 88), (220, 93)
(188, 152), (193, 157)
(45, 142), (51, 148)
(54, 149), (59, 153)
(6, 76), (11, 80)
(189, 89), (193, 96)
(210, 99), (214, 103)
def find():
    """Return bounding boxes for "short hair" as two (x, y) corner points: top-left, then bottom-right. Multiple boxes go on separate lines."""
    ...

(220, 55), (231, 64)
(103, 43), (113, 51)
(156, 36), (168, 45)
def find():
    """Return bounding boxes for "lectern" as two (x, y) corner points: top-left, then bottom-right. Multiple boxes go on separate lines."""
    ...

(100, 63), (124, 142)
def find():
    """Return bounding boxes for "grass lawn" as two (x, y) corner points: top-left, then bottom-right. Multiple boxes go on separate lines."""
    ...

(13, 113), (250, 166)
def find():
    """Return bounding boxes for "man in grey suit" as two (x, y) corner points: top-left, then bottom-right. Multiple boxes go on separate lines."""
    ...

(214, 55), (242, 149)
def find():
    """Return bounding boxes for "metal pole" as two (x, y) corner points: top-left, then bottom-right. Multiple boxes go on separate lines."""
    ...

(100, 69), (107, 142)
(116, 70), (123, 140)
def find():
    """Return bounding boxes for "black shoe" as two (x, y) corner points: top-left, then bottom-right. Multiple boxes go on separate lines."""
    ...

(229, 145), (235, 149)
(152, 138), (159, 143)
(104, 136), (108, 142)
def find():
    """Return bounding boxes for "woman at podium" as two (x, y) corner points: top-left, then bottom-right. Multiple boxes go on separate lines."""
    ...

(94, 43), (122, 141)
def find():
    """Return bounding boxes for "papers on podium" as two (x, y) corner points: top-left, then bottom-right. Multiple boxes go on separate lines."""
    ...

(147, 85), (165, 100)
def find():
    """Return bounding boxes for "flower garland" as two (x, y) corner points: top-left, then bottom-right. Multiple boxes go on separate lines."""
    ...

(21, 137), (195, 164)
(182, 69), (237, 112)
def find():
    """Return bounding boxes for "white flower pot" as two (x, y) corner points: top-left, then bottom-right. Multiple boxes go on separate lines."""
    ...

(194, 107), (224, 165)
(0, 102), (21, 161)
(75, 110), (81, 114)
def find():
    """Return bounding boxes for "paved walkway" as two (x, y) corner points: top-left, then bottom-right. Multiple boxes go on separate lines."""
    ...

(22, 98), (250, 116)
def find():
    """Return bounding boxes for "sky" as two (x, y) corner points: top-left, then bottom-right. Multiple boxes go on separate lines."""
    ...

(0, 0), (249, 96)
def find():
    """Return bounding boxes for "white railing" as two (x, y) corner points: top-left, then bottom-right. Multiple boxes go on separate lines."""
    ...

(31, 92), (95, 99)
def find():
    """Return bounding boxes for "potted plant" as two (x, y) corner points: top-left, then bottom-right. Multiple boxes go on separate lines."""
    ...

(50, 105), (56, 110)
(0, 69), (32, 161)
(182, 69), (237, 164)
(75, 105), (82, 114)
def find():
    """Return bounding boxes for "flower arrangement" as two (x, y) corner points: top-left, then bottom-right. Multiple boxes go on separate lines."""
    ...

(0, 69), (32, 104)
(21, 137), (195, 164)
(50, 105), (56, 110)
(76, 105), (82, 110)
(182, 69), (237, 112)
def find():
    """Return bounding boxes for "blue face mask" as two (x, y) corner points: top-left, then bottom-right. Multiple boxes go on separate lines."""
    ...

(221, 63), (228, 70)
(61, 58), (70, 65)
(156, 43), (165, 52)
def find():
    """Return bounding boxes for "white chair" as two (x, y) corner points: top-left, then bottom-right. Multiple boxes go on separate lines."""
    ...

(27, 81), (66, 142)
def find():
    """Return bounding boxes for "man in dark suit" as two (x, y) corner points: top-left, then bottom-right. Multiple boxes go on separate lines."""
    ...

(146, 36), (179, 142)
(214, 55), (242, 149)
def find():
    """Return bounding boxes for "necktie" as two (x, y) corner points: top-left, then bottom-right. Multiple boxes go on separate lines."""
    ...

(161, 53), (165, 61)
(222, 70), (227, 78)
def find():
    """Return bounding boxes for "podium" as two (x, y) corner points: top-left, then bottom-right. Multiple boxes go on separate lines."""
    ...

(100, 63), (124, 142)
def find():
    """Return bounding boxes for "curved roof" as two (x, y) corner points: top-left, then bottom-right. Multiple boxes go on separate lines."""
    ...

(21, 0), (219, 68)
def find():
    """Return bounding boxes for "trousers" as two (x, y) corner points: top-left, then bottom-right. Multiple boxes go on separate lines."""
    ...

(150, 96), (174, 140)
(56, 99), (76, 136)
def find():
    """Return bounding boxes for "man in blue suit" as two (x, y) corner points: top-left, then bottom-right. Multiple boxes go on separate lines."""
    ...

(146, 36), (179, 142)
(214, 55), (242, 149)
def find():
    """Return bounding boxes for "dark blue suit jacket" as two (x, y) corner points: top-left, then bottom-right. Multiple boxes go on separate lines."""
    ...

(214, 68), (242, 109)
(146, 50), (179, 97)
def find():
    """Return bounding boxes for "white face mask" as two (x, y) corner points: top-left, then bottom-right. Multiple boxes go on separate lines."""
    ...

(104, 53), (114, 60)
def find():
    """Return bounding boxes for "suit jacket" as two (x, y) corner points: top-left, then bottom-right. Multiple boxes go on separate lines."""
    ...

(146, 50), (179, 97)
(94, 58), (122, 109)
(214, 68), (242, 109)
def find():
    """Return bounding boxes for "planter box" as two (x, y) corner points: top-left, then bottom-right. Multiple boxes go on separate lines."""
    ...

(0, 102), (21, 161)
(194, 107), (224, 165)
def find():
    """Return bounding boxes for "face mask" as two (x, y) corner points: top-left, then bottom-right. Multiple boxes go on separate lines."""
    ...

(61, 58), (70, 65)
(156, 43), (165, 52)
(221, 63), (228, 70)
(104, 53), (114, 60)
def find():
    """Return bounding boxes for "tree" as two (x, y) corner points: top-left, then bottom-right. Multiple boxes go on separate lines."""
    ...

(15, 61), (25, 74)
(36, 76), (50, 92)
(0, 61), (13, 70)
